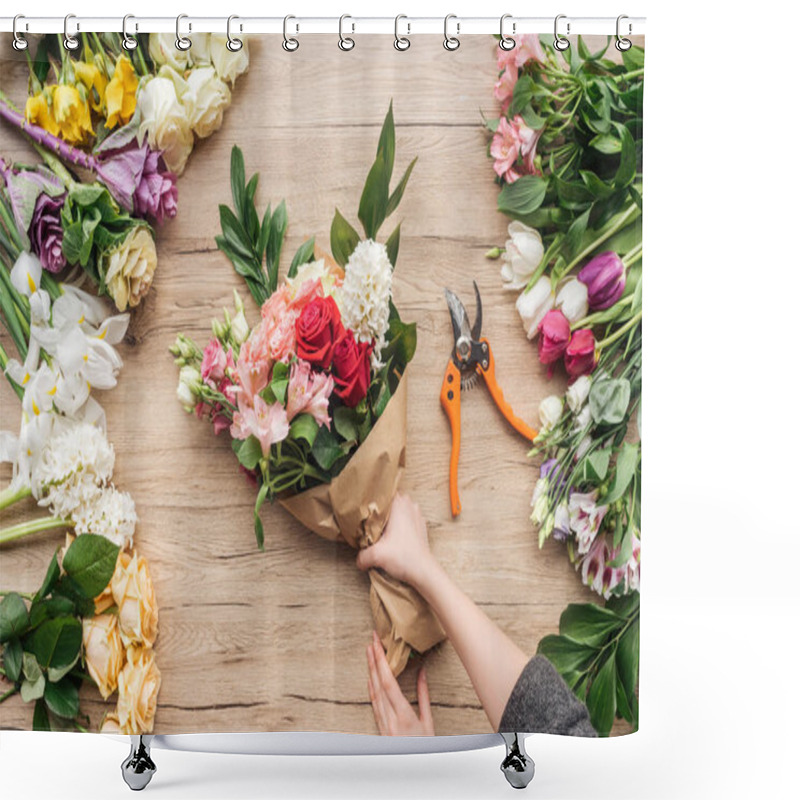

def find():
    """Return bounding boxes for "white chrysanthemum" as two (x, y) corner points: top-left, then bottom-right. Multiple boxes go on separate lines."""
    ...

(31, 422), (115, 518)
(72, 486), (137, 549)
(338, 240), (393, 367)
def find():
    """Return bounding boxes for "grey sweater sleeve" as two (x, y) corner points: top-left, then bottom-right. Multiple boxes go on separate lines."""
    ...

(498, 655), (597, 737)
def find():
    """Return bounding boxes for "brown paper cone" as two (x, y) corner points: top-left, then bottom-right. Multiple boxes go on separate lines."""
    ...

(280, 373), (447, 675)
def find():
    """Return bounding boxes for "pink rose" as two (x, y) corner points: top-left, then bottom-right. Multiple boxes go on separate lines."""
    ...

(286, 359), (335, 429)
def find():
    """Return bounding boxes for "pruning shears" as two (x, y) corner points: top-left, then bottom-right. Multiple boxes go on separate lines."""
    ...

(440, 282), (537, 517)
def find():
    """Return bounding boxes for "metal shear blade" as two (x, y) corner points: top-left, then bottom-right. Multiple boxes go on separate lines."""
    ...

(444, 281), (482, 347)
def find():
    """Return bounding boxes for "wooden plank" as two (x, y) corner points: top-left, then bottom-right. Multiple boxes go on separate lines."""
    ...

(0, 34), (634, 736)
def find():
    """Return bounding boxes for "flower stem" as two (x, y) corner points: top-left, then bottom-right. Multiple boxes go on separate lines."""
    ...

(0, 483), (32, 511)
(0, 687), (19, 704)
(0, 515), (71, 546)
(622, 241), (642, 267)
(571, 294), (634, 331)
(596, 310), (642, 352)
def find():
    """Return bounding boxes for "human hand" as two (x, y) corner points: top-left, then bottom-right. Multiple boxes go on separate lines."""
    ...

(356, 493), (436, 592)
(367, 631), (434, 736)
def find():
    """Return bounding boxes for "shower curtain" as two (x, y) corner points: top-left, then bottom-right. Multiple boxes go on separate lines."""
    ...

(0, 28), (643, 740)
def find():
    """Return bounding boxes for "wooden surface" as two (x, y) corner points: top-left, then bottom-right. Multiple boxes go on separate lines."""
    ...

(0, 35), (632, 736)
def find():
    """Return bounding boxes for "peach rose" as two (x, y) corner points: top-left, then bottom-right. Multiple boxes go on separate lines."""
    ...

(116, 647), (161, 734)
(111, 552), (159, 649)
(82, 613), (124, 700)
(100, 712), (122, 733)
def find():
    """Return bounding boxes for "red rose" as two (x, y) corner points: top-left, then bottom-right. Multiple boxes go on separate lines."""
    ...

(332, 331), (373, 408)
(295, 296), (343, 368)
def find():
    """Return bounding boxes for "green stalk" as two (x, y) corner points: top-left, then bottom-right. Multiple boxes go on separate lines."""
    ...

(0, 687), (19, 704)
(596, 311), (642, 352)
(0, 515), (71, 545)
(571, 294), (634, 332)
(622, 241), (642, 267)
(0, 194), (24, 254)
(0, 482), (32, 510)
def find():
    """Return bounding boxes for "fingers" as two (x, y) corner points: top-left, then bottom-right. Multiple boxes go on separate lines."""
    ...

(416, 667), (434, 735)
(367, 642), (390, 735)
(372, 631), (409, 715)
(355, 543), (379, 572)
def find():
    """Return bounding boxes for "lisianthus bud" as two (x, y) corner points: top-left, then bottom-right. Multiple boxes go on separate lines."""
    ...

(578, 251), (626, 310)
(29, 192), (66, 272)
(515, 275), (554, 339)
(566, 375), (592, 413)
(564, 329), (597, 379)
(538, 394), (563, 433)
(178, 365), (202, 411)
(537, 309), (571, 365)
(555, 278), (589, 323)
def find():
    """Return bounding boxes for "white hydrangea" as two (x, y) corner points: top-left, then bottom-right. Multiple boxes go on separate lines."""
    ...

(338, 240), (393, 367)
(72, 486), (137, 549)
(31, 422), (115, 518)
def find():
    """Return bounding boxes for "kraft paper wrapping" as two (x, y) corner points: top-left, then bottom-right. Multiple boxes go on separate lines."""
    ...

(279, 373), (447, 675)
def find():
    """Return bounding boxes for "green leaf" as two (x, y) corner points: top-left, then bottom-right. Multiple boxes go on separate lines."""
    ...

(584, 448), (611, 483)
(230, 146), (247, 222)
(35, 549), (61, 602)
(44, 679), (80, 719)
(266, 200), (288, 292)
(589, 377), (631, 426)
(219, 205), (254, 260)
(587, 649), (617, 735)
(589, 133), (621, 155)
(33, 698), (51, 731)
(497, 176), (548, 218)
(621, 44), (645, 72)
(20, 652), (45, 702)
(559, 603), (622, 647)
(386, 157), (417, 218)
(311, 424), (345, 471)
(613, 124), (637, 189)
(358, 151), (390, 240)
(537, 635), (598, 674)
(603, 442), (640, 504)
(23, 617), (82, 671)
(288, 238), (316, 279)
(333, 407), (360, 443)
(61, 534), (120, 599)
(381, 319), (416, 372)
(253, 481), (268, 551)
(289, 414), (320, 448)
(616, 615), (639, 699)
(257, 205), (271, 264)
(565, 208), (591, 259)
(47, 648), (81, 684)
(385, 223), (401, 268)
(3, 637), (23, 683)
(376, 102), (396, 183)
(330, 209), (361, 268)
(232, 435), (263, 471)
(0, 593), (29, 643)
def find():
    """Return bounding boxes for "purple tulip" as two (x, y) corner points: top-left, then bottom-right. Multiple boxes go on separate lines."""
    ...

(29, 192), (66, 272)
(133, 148), (178, 224)
(577, 251), (626, 310)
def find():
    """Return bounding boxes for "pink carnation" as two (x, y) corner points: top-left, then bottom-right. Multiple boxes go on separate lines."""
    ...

(286, 359), (335, 429)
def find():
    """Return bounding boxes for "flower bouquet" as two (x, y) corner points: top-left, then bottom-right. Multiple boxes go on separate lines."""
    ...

(486, 35), (643, 734)
(172, 104), (445, 675)
(0, 191), (160, 733)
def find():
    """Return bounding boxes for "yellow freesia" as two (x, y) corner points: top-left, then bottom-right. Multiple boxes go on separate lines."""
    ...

(105, 55), (138, 129)
(25, 91), (59, 136)
(74, 60), (109, 113)
(53, 84), (94, 145)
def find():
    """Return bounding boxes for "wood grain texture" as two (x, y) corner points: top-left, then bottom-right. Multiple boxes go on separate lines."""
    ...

(0, 35), (635, 736)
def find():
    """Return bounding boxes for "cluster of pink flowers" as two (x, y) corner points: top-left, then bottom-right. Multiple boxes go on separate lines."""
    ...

(491, 35), (547, 184)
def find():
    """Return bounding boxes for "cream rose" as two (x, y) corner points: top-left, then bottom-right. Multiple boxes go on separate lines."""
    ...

(111, 551), (159, 649)
(137, 75), (195, 175)
(116, 647), (161, 734)
(186, 67), (231, 139)
(82, 613), (124, 700)
(100, 712), (122, 733)
(102, 227), (158, 312)
(148, 33), (190, 72)
(210, 35), (250, 85)
(188, 33), (213, 65)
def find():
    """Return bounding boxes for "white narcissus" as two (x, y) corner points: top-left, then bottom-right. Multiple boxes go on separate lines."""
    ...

(501, 220), (544, 290)
(555, 278), (589, 324)
(186, 67), (232, 139)
(137, 74), (194, 175)
(516, 275), (554, 339)
(538, 394), (563, 433)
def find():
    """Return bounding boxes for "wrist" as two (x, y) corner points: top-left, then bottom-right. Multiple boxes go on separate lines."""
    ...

(414, 557), (446, 602)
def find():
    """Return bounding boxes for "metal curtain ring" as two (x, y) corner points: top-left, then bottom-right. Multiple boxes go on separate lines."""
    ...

(122, 15), (138, 51)
(615, 14), (632, 51)
(12, 15), (28, 51)
(175, 14), (192, 51)
(227, 15), (243, 52)
(394, 15), (410, 51)
(63, 14), (80, 51)
(554, 14), (570, 51)
(443, 14), (460, 51)
(339, 15), (355, 51)
(499, 14), (515, 50)
(283, 15), (299, 51)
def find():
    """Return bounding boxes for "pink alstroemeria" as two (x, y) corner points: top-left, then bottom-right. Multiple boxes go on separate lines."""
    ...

(200, 337), (228, 385)
(286, 359), (335, 429)
(493, 60), (518, 111)
(236, 326), (273, 405)
(512, 35), (547, 68)
(491, 117), (521, 181)
(231, 394), (289, 456)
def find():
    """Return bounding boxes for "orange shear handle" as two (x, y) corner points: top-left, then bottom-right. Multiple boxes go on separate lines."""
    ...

(440, 359), (463, 517)
(477, 339), (537, 441)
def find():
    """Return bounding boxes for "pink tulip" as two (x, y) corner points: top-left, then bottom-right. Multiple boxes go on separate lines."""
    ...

(537, 309), (571, 365)
(564, 329), (597, 379)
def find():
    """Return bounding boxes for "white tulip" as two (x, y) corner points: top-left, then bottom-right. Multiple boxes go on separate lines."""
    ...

(555, 278), (589, 324)
(566, 375), (592, 414)
(515, 275), (554, 339)
(501, 221), (544, 290)
(186, 67), (232, 139)
(538, 394), (563, 433)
